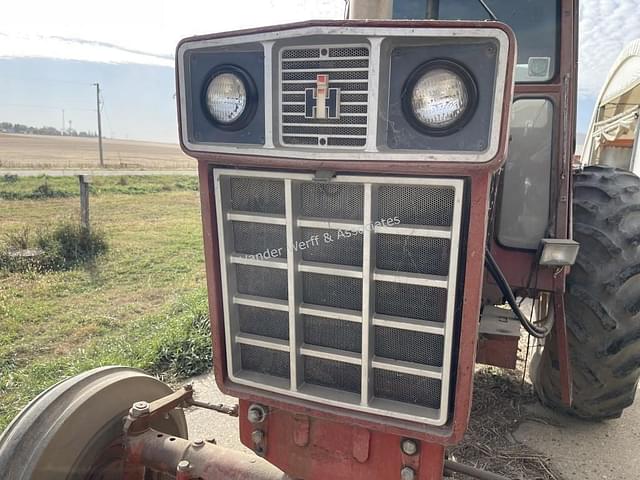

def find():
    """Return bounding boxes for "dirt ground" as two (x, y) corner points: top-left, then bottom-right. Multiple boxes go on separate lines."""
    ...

(0, 133), (192, 170)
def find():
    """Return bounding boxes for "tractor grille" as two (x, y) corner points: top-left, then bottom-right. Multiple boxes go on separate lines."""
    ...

(214, 169), (464, 426)
(279, 45), (369, 149)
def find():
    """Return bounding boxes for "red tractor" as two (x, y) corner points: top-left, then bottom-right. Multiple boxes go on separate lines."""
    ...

(3, 1), (640, 479)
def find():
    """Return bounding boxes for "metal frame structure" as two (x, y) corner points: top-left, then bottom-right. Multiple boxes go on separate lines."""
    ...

(214, 168), (464, 426)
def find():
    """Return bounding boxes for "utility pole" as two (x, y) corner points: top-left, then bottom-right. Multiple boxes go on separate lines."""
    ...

(61, 109), (65, 136)
(93, 83), (104, 167)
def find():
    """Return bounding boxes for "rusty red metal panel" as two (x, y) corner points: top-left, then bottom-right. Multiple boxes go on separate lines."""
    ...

(476, 334), (519, 370)
(554, 295), (573, 406)
(238, 400), (444, 480)
(293, 415), (310, 447)
(197, 160), (228, 394)
(126, 427), (290, 480)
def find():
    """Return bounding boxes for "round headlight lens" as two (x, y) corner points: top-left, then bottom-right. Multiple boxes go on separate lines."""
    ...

(205, 73), (247, 124)
(410, 68), (469, 129)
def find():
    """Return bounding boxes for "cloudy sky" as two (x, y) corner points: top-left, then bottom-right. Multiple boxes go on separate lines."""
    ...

(0, 0), (639, 142)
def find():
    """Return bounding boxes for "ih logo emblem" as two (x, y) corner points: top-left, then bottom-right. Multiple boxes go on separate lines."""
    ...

(305, 74), (340, 120)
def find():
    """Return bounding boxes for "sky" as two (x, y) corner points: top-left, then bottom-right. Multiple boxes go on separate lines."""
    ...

(0, 0), (639, 143)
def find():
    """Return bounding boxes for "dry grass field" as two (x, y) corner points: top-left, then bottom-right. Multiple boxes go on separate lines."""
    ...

(0, 133), (193, 170)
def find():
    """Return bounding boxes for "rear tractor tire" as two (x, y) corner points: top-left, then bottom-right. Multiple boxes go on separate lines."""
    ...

(534, 166), (640, 419)
(0, 366), (188, 479)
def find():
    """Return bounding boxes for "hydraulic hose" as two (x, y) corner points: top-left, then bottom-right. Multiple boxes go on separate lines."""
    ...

(484, 249), (554, 339)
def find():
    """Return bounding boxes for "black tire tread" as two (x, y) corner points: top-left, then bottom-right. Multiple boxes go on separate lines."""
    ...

(535, 165), (640, 419)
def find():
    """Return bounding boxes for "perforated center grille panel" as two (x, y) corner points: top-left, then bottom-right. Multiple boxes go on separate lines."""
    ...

(279, 45), (370, 149)
(215, 169), (464, 426)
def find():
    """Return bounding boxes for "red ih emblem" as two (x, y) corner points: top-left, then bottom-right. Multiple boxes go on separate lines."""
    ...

(305, 74), (340, 120)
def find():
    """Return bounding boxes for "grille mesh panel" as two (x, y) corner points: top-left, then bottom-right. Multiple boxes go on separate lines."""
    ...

(232, 222), (287, 257)
(238, 305), (289, 340)
(327, 137), (367, 147)
(376, 235), (450, 276)
(374, 370), (441, 409)
(241, 345), (290, 379)
(375, 327), (444, 366)
(375, 281), (447, 323)
(300, 182), (363, 220)
(304, 357), (361, 394)
(280, 44), (369, 149)
(303, 315), (362, 353)
(216, 170), (464, 425)
(236, 265), (288, 300)
(378, 185), (455, 226)
(230, 178), (285, 214)
(303, 273), (362, 311)
(301, 227), (363, 266)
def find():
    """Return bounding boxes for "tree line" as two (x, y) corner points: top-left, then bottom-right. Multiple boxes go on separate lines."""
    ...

(0, 122), (97, 138)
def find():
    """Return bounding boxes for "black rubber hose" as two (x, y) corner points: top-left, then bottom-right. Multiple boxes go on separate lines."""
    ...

(484, 249), (554, 338)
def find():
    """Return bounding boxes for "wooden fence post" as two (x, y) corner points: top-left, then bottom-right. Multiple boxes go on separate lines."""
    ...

(78, 175), (91, 230)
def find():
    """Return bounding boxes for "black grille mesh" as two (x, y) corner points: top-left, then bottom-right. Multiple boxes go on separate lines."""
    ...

(376, 235), (450, 276)
(236, 265), (287, 300)
(327, 137), (367, 147)
(301, 227), (362, 266)
(232, 222), (286, 257)
(282, 59), (369, 70)
(303, 315), (362, 353)
(241, 345), (290, 379)
(280, 45), (369, 148)
(300, 182), (363, 220)
(304, 356), (361, 394)
(303, 273), (362, 311)
(378, 185), (455, 226)
(374, 327), (444, 366)
(230, 177), (285, 214)
(374, 369), (441, 409)
(282, 136), (317, 145)
(238, 305), (289, 340)
(375, 281), (447, 323)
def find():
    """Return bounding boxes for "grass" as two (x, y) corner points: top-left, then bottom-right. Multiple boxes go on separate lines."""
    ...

(0, 174), (198, 200)
(0, 176), (208, 430)
(0, 222), (108, 272)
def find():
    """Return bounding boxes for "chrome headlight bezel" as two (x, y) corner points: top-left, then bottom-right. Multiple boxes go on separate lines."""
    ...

(402, 59), (478, 136)
(202, 65), (258, 130)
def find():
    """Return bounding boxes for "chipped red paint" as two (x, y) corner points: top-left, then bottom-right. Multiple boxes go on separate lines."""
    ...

(476, 334), (519, 370)
(238, 400), (445, 480)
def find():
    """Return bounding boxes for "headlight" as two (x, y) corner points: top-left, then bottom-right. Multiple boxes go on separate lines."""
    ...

(403, 61), (477, 135)
(205, 72), (247, 124)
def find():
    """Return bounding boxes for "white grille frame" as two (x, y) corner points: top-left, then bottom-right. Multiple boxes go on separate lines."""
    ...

(214, 168), (464, 426)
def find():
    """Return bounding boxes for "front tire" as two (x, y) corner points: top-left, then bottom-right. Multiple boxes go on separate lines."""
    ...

(534, 166), (640, 419)
(0, 366), (188, 479)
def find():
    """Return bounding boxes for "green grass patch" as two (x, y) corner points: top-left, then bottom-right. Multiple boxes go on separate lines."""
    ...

(0, 187), (206, 431)
(0, 289), (211, 430)
(0, 175), (198, 200)
(0, 222), (108, 272)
